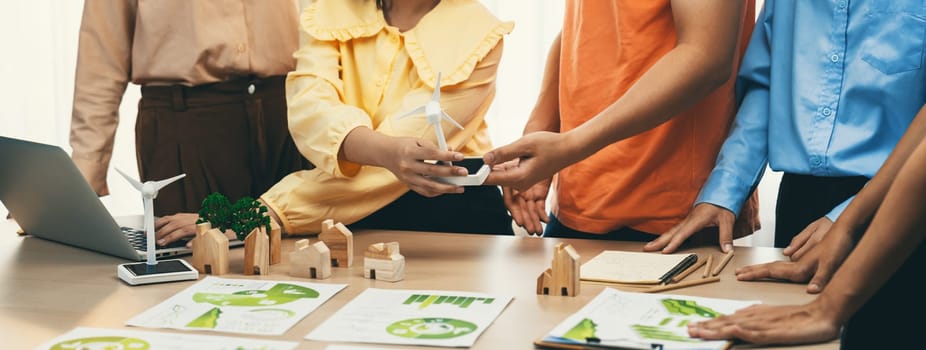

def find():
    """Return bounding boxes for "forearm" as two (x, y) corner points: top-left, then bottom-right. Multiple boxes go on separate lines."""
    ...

(568, 0), (743, 161)
(339, 126), (397, 168)
(523, 33), (562, 134)
(569, 43), (733, 160)
(829, 104), (926, 235)
(819, 137), (926, 324)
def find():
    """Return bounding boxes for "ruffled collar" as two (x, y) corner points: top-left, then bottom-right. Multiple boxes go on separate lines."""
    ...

(302, 0), (514, 87)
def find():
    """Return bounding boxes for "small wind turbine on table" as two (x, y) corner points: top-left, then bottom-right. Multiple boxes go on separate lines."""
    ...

(116, 169), (185, 268)
(396, 72), (463, 165)
(394, 73), (491, 186)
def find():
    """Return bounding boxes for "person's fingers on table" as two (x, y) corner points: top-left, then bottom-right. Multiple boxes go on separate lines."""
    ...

(806, 257), (839, 294)
(665, 217), (724, 253)
(791, 220), (832, 261)
(783, 222), (815, 257)
(718, 214), (734, 253)
(645, 222), (682, 252)
(733, 262), (778, 281)
(735, 260), (815, 283)
(646, 204), (731, 253)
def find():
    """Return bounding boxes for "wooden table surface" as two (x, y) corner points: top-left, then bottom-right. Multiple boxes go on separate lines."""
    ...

(0, 219), (838, 349)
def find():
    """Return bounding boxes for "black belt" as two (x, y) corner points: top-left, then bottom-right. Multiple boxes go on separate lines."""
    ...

(140, 75), (285, 112)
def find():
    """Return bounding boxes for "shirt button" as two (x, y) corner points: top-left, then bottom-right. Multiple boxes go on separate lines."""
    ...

(810, 157), (822, 166)
(838, 1), (847, 8)
(237, 43), (247, 53)
(830, 54), (839, 63)
(822, 107), (832, 116)
(247, 84), (256, 95)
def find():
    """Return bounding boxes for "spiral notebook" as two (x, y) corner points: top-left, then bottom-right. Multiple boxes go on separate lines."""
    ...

(581, 251), (698, 285)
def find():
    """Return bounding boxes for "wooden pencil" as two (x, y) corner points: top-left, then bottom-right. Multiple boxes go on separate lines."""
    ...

(711, 250), (735, 276)
(702, 254), (713, 278)
(671, 256), (707, 283)
(643, 276), (721, 293)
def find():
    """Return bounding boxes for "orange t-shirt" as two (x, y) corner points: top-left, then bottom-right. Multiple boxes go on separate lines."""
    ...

(554, 0), (757, 234)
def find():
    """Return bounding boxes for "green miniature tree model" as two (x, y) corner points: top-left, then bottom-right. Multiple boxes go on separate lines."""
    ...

(230, 196), (271, 241)
(197, 193), (233, 231)
(197, 193), (271, 241)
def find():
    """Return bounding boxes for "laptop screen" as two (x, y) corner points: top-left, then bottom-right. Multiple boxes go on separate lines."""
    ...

(0, 137), (143, 260)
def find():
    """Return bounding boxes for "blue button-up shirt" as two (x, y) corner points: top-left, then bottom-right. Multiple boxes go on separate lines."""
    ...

(696, 0), (926, 221)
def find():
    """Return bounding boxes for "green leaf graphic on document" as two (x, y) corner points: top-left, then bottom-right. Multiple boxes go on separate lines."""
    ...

(193, 283), (319, 307)
(50, 336), (150, 350)
(386, 318), (477, 339)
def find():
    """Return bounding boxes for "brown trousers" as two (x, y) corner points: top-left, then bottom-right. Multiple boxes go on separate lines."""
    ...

(137, 76), (311, 216)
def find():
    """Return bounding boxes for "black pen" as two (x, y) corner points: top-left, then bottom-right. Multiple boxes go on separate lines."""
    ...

(657, 254), (697, 285)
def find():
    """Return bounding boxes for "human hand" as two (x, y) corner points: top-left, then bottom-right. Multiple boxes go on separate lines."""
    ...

(735, 223), (854, 293)
(483, 131), (572, 191)
(499, 160), (551, 235)
(382, 137), (468, 197)
(783, 216), (833, 261)
(645, 203), (735, 253)
(155, 213), (198, 246)
(687, 301), (841, 345)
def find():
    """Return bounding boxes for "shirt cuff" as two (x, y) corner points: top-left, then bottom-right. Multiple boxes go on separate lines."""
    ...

(310, 111), (372, 179)
(71, 152), (111, 196)
(694, 168), (754, 217)
(260, 194), (295, 236)
(825, 196), (854, 222)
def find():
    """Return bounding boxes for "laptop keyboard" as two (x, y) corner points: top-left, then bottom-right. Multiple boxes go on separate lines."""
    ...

(121, 227), (187, 251)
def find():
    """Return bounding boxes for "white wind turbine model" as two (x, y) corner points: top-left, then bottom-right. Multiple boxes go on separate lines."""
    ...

(115, 169), (186, 267)
(396, 72), (464, 164)
(394, 72), (490, 186)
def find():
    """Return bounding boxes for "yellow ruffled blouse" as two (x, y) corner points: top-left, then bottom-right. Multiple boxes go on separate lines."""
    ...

(261, 0), (513, 234)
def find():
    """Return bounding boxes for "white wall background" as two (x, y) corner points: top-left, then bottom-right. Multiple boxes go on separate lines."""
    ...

(0, 0), (775, 246)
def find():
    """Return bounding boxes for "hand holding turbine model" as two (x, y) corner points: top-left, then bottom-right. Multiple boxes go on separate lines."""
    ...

(395, 73), (490, 186)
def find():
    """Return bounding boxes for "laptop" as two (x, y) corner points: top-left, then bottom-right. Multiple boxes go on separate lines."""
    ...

(0, 136), (241, 261)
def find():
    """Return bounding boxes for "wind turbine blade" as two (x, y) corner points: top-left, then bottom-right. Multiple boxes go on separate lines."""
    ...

(434, 122), (448, 153)
(441, 111), (464, 130)
(152, 173), (186, 191)
(396, 105), (426, 120)
(430, 72), (442, 103)
(433, 123), (452, 166)
(115, 168), (143, 191)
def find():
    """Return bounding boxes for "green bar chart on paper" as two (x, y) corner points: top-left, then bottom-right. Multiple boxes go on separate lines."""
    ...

(402, 294), (496, 309)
